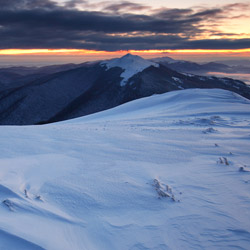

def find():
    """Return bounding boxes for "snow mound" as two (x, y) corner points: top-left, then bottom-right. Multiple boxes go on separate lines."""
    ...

(0, 229), (44, 250)
(101, 53), (159, 86)
(67, 88), (250, 123)
(1, 89), (250, 249)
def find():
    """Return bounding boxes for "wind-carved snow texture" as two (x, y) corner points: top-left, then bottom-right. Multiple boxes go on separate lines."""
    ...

(218, 157), (230, 165)
(0, 89), (250, 250)
(152, 179), (178, 202)
(101, 53), (159, 86)
(239, 166), (250, 172)
(2, 199), (15, 211)
(203, 127), (217, 134)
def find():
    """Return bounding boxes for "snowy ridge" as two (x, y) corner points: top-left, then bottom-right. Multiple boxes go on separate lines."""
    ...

(66, 88), (250, 123)
(101, 53), (159, 86)
(0, 89), (250, 249)
(151, 56), (183, 64)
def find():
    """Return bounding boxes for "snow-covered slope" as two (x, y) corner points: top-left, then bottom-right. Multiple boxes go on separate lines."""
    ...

(0, 89), (250, 250)
(151, 56), (183, 64)
(101, 53), (159, 86)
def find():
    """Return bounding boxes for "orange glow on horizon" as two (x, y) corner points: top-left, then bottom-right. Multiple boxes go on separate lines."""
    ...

(0, 48), (250, 56)
(129, 49), (250, 54)
(0, 49), (112, 55)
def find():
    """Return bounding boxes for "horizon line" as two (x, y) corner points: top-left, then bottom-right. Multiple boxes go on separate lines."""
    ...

(1, 48), (250, 56)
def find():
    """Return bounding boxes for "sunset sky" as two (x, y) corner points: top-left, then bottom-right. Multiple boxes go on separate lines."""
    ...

(1, 0), (250, 65)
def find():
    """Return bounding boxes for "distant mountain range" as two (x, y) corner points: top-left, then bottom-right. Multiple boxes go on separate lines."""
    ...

(0, 54), (249, 125)
(0, 63), (90, 91)
(214, 59), (250, 67)
(151, 57), (250, 75)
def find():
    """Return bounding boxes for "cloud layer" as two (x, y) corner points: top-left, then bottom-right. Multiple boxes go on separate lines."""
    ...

(0, 0), (249, 51)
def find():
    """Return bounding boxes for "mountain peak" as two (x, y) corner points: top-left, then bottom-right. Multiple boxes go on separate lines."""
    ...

(118, 53), (147, 63)
(123, 53), (133, 57)
(101, 53), (159, 86)
(121, 53), (140, 59)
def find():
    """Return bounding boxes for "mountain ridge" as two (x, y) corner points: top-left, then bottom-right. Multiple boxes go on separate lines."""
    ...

(0, 54), (249, 125)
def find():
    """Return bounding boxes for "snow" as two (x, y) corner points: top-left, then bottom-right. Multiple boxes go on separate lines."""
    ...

(199, 76), (206, 81)
(151, 56), (183, 64)
(101, 53), (159, 86)
(0, 88), (250, 249)
(182, 72), (195, 77)
(172, 77), (183, 84)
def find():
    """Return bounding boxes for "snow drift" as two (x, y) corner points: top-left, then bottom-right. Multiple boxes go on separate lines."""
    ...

(0, 88), (250, 249)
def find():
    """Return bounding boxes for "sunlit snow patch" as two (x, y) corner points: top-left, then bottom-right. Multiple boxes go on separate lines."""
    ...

(101, 53), (159, 86)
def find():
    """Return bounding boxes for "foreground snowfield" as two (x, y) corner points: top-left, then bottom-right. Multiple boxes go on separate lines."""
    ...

(0, 88), (250, 250)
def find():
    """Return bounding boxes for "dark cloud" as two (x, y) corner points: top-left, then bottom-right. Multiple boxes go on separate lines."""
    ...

(0, 9), (198, 34)
(0, 0), (249, 51)
(64, 0), (88, 9)
(178, 38), (250, 50)
(224, 3), (250, 11)
(103, 1), (150, 13)
(152, 8), (193, 19)
(190, 9), (223, 18)
(0, 0), (59, 10)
